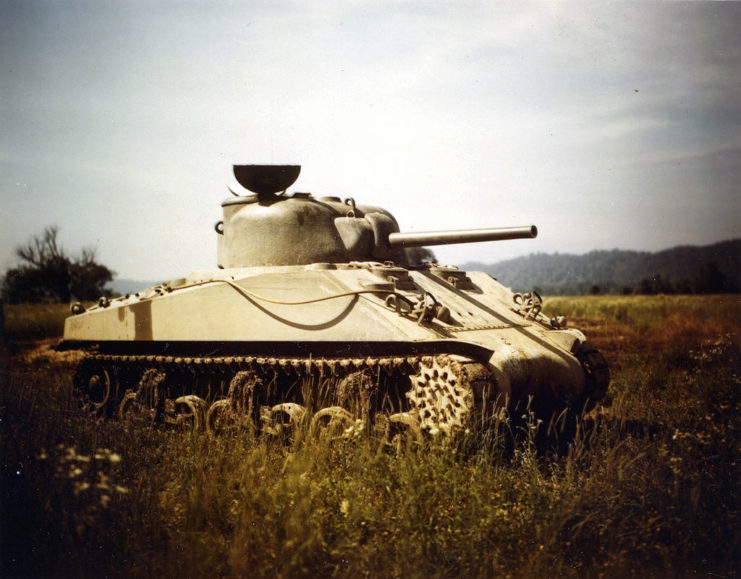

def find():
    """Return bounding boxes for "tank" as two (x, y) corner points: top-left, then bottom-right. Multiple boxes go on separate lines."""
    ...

(60, 165), (609, 439)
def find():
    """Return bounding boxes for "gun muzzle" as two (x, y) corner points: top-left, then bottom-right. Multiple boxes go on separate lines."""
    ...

(387, 225), (537, 248)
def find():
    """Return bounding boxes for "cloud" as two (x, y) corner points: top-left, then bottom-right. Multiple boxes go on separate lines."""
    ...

(1, 1), (739, 279)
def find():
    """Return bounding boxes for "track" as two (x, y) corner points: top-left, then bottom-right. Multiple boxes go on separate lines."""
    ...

(73, 353), (496, 442)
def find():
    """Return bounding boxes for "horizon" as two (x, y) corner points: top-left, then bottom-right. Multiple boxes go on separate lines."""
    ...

(461, 236), (741, 264)
(2, 1), (740, 280)
(106, 235), (740, 286)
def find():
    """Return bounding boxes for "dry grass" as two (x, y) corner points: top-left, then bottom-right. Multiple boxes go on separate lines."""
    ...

(2, 302), (72, 341)
(1, 295), (739, 577)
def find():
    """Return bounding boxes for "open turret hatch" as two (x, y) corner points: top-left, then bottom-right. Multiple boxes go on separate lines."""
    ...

(233, 165), (301, 197)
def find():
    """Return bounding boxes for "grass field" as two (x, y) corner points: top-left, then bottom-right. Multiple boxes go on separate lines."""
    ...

(1, 295), (739, 577)
(2, 302), (72, 341)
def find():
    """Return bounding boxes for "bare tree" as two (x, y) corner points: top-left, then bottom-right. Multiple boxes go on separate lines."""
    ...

(16, 226), (63, 267)
(1, 226), (115, 303)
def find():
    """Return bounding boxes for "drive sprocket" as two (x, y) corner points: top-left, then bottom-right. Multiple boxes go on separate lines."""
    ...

(406, 356), (474, 434)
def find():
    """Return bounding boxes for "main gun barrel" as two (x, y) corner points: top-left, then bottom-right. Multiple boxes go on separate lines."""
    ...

(387, 225), (537, 249)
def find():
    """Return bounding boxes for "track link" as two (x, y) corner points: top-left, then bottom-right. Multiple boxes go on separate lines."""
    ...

(74, 353), (494, 438)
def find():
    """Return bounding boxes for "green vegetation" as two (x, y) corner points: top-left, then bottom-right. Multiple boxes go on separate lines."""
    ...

(543, 294), (741, 331)
(1, 225), (114, 304)
(1, 296), (739, 577)
(2, 302), (71, 341)
(463, 238), (740, 295)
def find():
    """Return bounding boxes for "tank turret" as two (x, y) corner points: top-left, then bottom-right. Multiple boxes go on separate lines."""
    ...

(216, 165), (537, 268)
(62, 162), (609, 441)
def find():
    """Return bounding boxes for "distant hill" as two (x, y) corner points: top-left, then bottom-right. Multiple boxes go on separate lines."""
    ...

(460, 239), (740, 295)
(109, 239), (740, 297)
(109, 279), (161, 296)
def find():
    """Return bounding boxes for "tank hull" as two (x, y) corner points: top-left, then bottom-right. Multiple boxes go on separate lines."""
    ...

(63, 262), (608, 434)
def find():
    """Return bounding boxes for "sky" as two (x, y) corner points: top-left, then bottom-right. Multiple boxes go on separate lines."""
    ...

(1, 0), (740, 281)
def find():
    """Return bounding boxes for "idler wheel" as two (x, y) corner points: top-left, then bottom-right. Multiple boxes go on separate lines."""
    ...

(74, 362), (112, 418)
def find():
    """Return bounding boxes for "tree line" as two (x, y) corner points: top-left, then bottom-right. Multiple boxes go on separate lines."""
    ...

(2, 227), (738, 303)
(464, 240), (740, 296)
(537, 264), (737, 296)
(583, 262), (736, 295)
(624, 262), (737, 295)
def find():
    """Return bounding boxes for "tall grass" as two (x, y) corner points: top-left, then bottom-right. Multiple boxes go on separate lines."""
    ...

(544, 293), (741, 331)
(1, 296), (738, 577)
(2, 302), (72, 341)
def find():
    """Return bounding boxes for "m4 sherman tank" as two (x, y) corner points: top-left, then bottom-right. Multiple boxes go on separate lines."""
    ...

(61, 165), (609, 438)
